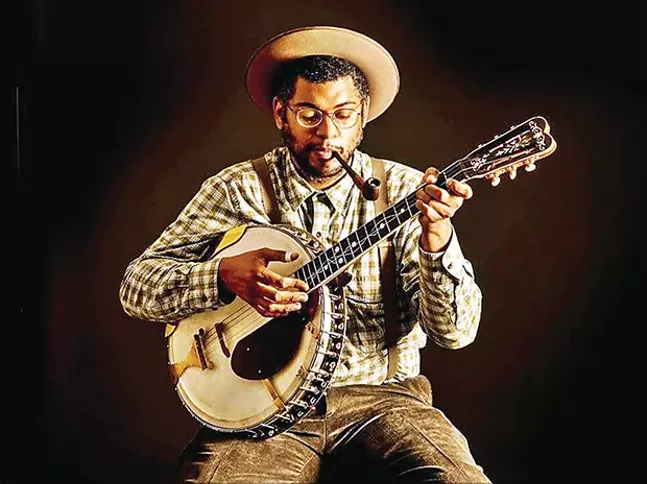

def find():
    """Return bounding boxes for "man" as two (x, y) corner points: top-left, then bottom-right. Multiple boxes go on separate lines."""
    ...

(120, 26), (490, 483)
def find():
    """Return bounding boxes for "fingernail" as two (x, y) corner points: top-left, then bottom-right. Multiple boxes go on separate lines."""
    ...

(286, 251), (299, 262)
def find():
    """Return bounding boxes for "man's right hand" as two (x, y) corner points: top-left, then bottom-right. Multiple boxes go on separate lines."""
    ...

(218, 248), (309, 318)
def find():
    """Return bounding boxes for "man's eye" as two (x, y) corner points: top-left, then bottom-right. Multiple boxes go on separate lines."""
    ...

(334, 110), (354, 120)
(299, 109), (319, 120)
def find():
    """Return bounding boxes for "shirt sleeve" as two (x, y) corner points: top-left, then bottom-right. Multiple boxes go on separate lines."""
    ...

(399, 222), (482, 349)
(119, 170), (256, 323)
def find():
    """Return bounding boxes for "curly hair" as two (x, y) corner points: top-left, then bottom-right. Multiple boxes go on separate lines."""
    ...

(272, 55), (370, 105)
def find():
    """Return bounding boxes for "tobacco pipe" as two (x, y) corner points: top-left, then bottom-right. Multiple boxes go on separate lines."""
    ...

(332, 151), (381, 201)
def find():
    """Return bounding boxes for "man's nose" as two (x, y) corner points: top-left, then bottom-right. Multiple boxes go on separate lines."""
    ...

(315, 114), (339, 138)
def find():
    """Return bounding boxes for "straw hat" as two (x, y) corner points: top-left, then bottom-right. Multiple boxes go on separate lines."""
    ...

(245, 26), (400, 122)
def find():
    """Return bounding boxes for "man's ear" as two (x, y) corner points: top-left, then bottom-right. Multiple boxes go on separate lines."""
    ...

(272, 97), (285, 130)
(361, 98), (371, 128)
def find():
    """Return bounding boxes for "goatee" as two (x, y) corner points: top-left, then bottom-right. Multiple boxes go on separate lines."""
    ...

(280, 126), (363, 183)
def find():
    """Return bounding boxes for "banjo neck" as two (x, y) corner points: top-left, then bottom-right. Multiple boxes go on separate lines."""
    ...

(292, 165), (458, 293)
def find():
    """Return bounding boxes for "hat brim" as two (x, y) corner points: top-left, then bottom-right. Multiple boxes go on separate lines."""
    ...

(245, 26), (399, 123)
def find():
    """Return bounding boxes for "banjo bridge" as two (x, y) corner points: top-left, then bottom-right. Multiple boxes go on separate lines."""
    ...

(214, 322), (230, 357)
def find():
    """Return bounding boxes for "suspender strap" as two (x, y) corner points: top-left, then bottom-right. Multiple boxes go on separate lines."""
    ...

(371, 158), (399, 380)
(252, 157), (281, 224)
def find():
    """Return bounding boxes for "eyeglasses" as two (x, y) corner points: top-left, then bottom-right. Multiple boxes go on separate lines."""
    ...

(287, 104), (363, 129)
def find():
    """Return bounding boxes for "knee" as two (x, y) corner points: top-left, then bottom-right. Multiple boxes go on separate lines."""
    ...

(377, 411), (490, 483)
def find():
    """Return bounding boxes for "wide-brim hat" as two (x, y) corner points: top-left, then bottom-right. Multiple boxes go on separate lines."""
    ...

(245, 26), (400, 123)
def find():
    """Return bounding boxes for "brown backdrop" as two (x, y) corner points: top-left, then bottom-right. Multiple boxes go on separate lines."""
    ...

(10, 1), (642, 483)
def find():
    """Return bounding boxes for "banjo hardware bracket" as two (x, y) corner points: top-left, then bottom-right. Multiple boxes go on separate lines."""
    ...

(168, 327), (214, 385)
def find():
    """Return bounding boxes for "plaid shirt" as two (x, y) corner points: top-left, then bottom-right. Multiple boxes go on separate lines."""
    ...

(120, 147), (482, 386)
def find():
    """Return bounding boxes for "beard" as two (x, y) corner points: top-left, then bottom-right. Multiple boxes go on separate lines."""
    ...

(280, 123), (364, 182)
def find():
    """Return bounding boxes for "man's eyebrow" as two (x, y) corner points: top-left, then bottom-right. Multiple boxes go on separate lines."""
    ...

(293, 100), (360, 109)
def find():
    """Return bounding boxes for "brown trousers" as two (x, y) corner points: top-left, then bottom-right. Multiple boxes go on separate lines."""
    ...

(179, 375), (490, 483)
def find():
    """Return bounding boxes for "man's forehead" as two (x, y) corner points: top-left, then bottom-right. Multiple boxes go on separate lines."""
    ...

(291, 76), (363, 106)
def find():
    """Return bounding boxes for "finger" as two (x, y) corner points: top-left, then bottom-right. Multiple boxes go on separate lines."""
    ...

(258, 247), (300, 263)
(423, 167), (440, 184)
(447, 179), (473, 199)
(259, 267), (309, 291)
(416, 199), (455, 221)
(415, 200), (442, 222)
(416, 187), (432, 204)
(423, 184), (452, 205)
(256, 300), (302, 317)
(266, 301), (303, 314)
(257, 282), (309, 304)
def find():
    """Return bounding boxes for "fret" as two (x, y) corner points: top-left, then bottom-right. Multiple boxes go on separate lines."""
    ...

(347, 233), (361, 258)
(409, 194), (417, 216)
(392, 199), (405, 225)
(309, 261), (319, 287)
(312, 254), (326, 286)
(384, 207), (400, 232)
(403, 193), (417, 219)
(323, 246), (338, 276)
(303, 263), (316, 289)
(360, 224), (372, 252)
(315, 250), (330, 282)
(298, 263), (317, 289)
(329, 244), (345, 275)
(337, 238), (353, 264)
(436, 171), (448, 189)
(293, 267), (304, 285)
(367, 220), (381, 246)
(379, 212), (391, 236)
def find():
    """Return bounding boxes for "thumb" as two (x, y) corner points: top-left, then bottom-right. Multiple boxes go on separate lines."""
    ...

(258, 247), (300, 263)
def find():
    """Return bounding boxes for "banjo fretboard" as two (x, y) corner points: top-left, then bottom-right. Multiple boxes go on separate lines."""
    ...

(292, 165), (460, 291)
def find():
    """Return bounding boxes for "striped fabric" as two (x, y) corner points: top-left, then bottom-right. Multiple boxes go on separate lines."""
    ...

(119, 146), (482, 386)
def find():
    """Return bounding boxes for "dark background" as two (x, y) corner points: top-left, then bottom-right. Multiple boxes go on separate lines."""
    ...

(9, 1), (643, 483)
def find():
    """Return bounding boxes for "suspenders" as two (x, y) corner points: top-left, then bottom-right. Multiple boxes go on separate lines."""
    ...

(252, 157), (281, 224)
(252, 156), (399, 380)
(372, 159), (399, 380)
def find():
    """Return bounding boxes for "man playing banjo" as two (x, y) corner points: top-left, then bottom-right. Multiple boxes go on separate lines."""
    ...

(120, 26), (490, 483)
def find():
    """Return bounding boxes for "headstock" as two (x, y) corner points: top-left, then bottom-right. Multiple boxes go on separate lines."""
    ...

(457, 116), (557, 186)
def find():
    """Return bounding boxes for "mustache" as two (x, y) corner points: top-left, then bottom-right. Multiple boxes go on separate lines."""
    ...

(306, 143), (343, 153)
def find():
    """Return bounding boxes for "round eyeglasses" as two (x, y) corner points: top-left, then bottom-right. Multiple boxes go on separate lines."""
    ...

(287, 105), (363, 129)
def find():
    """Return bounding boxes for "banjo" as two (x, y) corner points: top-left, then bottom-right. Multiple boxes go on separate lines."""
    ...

(165, 116), (557, 439)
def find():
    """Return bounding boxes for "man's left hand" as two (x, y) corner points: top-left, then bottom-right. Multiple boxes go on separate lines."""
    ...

(415, 167), (473, 252)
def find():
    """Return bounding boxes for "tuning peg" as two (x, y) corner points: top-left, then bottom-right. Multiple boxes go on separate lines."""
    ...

(508, 166), (518, 180)
(489, 175), (501, 186)
(524, 163), (536, 172)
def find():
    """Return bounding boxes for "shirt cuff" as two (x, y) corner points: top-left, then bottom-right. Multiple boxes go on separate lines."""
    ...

(186, 257), (235, 310)
(418, 227), (466, 282)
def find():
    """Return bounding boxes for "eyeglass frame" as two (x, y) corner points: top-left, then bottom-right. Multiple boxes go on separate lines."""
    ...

(286, 103), (365, 130)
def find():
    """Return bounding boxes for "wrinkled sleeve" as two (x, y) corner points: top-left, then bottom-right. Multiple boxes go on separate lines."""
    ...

(119, 173), (250, 323)
(399, 222), (482, 349)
